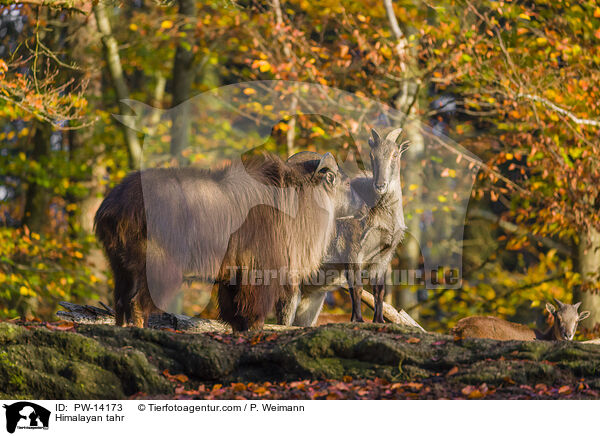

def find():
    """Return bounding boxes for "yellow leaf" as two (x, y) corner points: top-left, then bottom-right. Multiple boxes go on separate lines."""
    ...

(518, 13), (531, 20)
(594, 7), (600, 18)
(312, 126), (325, 136)
(129, 23), (138, 31)
(161, 20), (173, 29)
(409, 184), (418, 191)
(243, 88), (256, 95)
(437, 195), (447, 203)
(380, 45), (392, 59)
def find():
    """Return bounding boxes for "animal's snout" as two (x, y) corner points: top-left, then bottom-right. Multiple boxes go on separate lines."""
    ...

(374, 182), (388, 194)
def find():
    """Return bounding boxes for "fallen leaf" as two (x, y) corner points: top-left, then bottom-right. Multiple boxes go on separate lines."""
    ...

(468, 389), (484, 399)
(406, 337), (421, 344)
(461, 385), (475, 396)
(162, 369), (189, 384)
(173, 374), (189, 383)
(558, 385), (572, 395)
(446, 366), (459, 377)
(232, 383), (246, 392)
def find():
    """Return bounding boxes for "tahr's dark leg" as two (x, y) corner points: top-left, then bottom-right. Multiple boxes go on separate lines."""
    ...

(372, 275), (386, 323)
(347, 268), (364, 322)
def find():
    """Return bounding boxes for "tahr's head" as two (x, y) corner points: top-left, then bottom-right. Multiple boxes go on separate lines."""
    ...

(288, 151), (364, 217)
(546, 298), (590, 340)
(368, 128), (408, 195)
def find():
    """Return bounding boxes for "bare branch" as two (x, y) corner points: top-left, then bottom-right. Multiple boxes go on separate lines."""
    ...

(517, 93), (600, 128)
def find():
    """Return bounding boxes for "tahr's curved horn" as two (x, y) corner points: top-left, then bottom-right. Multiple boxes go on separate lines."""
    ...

(385, 128), (403, 144)
(313, 152), (338, 179)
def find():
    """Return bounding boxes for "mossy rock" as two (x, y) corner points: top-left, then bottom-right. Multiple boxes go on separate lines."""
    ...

(0, 323), (171, 400)
(2, 321), (600, 399)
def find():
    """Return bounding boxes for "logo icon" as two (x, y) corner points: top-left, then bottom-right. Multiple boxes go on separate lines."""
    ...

(2, 402), (50, 434)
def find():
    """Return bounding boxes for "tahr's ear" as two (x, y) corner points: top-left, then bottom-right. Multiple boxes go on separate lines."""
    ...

(546, 302), (556, 314)
(313, 152), (338, 182)
(578, 311), (591, 321)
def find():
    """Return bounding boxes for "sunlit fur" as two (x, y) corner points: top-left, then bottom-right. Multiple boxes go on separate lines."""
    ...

(94, 151), (360, 330)
(286, 128), (407, 326)
(451, 298), (591, 341)
(542, 298), (590, 340)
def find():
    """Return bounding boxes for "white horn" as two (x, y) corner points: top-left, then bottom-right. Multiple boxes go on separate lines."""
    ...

(385, 128), (403, 144)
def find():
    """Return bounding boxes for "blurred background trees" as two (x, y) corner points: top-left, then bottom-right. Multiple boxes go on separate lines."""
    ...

(0, 0), (598, 337)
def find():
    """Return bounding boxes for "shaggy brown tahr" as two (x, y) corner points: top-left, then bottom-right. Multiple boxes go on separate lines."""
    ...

(94, 151), (362, 330)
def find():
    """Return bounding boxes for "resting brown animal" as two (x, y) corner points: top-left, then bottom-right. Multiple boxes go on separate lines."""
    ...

(451, 299), (590, 341)
(95, 151), (362, 330)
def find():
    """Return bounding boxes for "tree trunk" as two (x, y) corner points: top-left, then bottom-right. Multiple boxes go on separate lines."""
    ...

(23, 123), (52, 232)
(383, 0), (423, 320)
(170, 0), (197, 161)
(93, 1), (142, 169)
(575, 227), (600, 330)
(395, 128), (423, 319)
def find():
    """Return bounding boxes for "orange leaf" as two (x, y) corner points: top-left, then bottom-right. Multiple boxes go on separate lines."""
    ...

(232, 383), (246, 392)
(406, 382), (423, 390)
(447, 366), (459, 377)
(173, 374), (189, 383)
(50, 322), (75, 331)
(558, 385), (572, 395)
(406, 337), (421, 344)
(468, 390), (484, 399)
